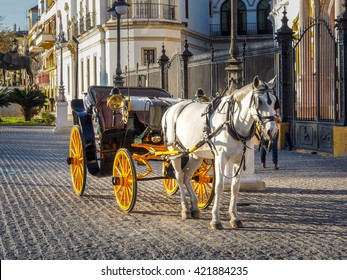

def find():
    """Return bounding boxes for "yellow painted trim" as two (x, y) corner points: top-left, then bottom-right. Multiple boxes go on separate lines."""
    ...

(277, 122), (289, 150)
(333, 126), (347, 157)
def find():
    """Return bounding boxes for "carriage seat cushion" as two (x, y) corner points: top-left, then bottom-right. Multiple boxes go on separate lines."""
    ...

(130, 97), (179, 130)
(87, 86), (178, 131)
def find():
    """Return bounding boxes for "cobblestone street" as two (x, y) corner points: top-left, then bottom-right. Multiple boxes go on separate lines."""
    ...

(0, 125), (346, 260)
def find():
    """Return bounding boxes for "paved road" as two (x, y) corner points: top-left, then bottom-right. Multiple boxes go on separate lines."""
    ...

(0, 125), (346, 260)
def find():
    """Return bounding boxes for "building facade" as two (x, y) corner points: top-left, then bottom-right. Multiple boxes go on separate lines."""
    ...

(27, 0), (274, 106)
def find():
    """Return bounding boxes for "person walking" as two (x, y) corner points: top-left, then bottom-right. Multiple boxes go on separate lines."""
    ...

(260, 97), (281, 170)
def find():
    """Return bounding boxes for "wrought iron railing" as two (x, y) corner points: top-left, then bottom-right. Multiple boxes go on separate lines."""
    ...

(128, 3), (175, 20)
(210, 22), (272, 37)
(79, 17), (85, 34)
(85, 12), (96, 30)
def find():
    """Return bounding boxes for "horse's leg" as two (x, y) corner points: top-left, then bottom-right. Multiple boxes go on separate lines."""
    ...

(183, 157), (203, 219)
(26, 67), (33, 86)
(2, 69), (6, 86)
(210, 155), (225, 230)
(229, 163), (243, 228)
(171, 158), (191, 219)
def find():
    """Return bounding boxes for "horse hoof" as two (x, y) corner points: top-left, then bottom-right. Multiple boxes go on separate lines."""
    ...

(191, 210), (200, 219)
(230, 220), (243, 228)
(210, 222), (223, 230)
(181, 210), (192, 219)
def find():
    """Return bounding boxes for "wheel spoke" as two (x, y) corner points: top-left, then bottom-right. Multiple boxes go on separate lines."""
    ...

(114, 165), (122, 176)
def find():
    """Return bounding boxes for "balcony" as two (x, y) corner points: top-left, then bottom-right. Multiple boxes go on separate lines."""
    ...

(79, 17), (85, 34)
(35, 31), (56, 49)
(85, 12), (96, 30)
(29, 45), (44, 54)
(128, 3), (176, 20)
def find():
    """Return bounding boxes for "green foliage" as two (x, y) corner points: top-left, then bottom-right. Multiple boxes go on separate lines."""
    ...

(0, 25), (15, 53)
(0, 117), (43, 125)
(41, 111), (56, 125)
(9, 87), (47, 121)
(0, 87), (10, 108)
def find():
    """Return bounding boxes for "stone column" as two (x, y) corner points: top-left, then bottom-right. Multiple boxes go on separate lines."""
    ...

(53, 101), (69, 132)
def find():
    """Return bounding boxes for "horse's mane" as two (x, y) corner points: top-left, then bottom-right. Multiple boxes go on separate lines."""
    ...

(230, 83), (253, 102)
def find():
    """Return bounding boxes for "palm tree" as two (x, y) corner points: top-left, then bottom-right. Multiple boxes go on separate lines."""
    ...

(0, 87), (10, 107)
(9, 87), (47, 121)
(0, 87), (10, 122)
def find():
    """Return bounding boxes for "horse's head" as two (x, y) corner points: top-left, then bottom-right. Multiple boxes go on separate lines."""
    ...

(249, 76), (278, 141)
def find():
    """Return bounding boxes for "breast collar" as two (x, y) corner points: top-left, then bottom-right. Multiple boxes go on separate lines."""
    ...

(226, 98), (256, 143)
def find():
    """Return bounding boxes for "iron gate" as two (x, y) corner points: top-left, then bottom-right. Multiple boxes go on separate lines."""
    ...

(291, 18), (338, 152)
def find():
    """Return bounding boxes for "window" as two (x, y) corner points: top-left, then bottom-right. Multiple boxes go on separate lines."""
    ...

(142, 48), (156, 65)
(93, 55), (97, 85)
(87, 57), (90, 88)
(257, 0), (272, 34)
(67, 64), (70, 95)
(220, 0), (230, 36)
(80, 59), (84, 93)
(221, 0), (247, 36)
(237, 0), (247, 35)
(209, 0), (213, 17)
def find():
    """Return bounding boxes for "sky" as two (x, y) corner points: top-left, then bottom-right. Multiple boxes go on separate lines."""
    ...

(0, 0), (38, 31)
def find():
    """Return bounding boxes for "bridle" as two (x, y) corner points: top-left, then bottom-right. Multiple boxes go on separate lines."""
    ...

(249, 87), (278, 143)
(250, 88), (276, 123)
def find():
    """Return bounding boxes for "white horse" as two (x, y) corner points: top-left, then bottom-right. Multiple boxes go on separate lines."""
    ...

(162, 76), (278, 229)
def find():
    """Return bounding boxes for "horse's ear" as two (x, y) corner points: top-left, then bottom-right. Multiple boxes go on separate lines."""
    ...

(252, 76), (259, 88)
(267, 76), (277, 89)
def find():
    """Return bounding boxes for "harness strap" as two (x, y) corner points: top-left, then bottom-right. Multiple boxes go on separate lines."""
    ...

(165, 101), (195, 152)
(227, 98), (256, 144)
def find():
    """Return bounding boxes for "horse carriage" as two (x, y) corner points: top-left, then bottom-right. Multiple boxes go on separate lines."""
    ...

(67, 86), (215, 213)
(67, 76), (279, 229)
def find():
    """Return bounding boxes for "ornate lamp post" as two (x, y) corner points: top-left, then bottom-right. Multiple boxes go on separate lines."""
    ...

(225, 0), (243, 91)
(108, 0), (130, 87)
(58, 32), (68, 101)
(223, 0), (264, 192)
(53, 11), (69, 132)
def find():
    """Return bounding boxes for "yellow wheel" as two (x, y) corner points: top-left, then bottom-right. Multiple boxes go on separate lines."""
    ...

(162, 161), (178, 195)
(69, 125), (86, 196)
(192, 159), (215, 209)
(113, 148), (137, 212)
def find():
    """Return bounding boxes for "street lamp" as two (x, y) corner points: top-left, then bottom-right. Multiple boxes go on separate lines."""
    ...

(58, 32), (68, 101)
(108, 0), (130, 87)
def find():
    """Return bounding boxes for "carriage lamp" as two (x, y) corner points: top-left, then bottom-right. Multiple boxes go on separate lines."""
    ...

(108, 0), (130, 87)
